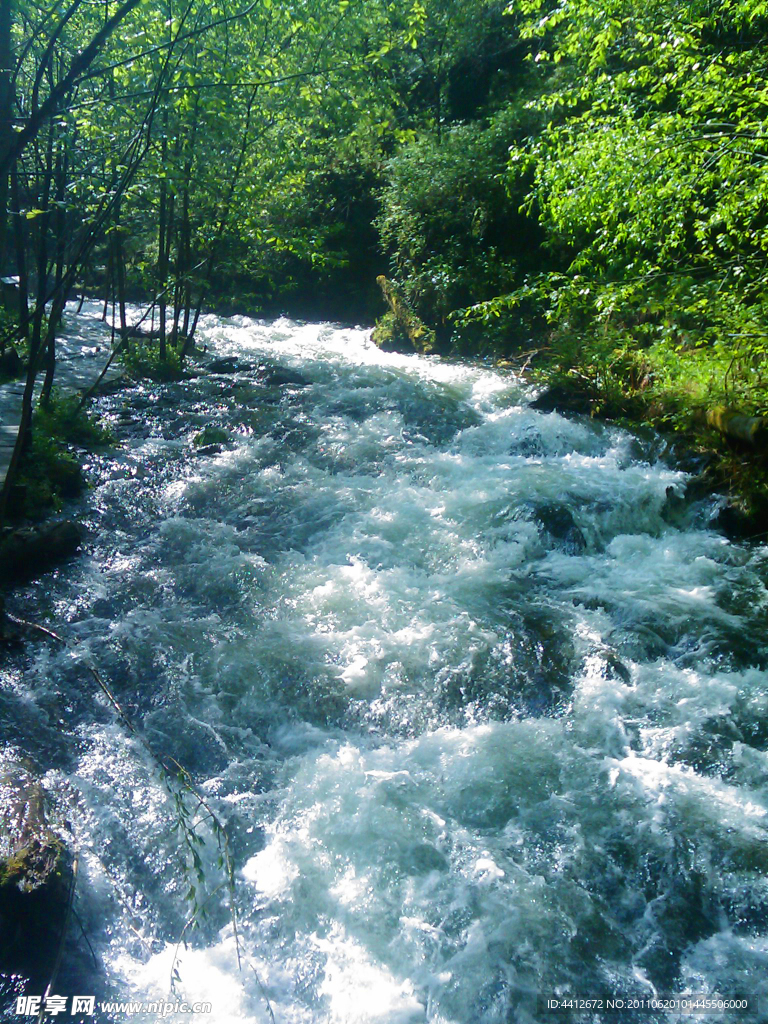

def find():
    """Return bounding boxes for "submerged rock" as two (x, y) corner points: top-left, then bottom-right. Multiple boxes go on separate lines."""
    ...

(531, 501), (587, 554)
(0, 767), (73, 987)
(262, 365), (310, 388)
(206, 356), (247, 374)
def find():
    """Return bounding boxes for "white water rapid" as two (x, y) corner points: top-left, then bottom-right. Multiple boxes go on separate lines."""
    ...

(2, 304), (767, 1024)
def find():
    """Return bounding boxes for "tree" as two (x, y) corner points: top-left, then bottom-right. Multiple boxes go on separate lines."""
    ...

(463, 0), (768, 409)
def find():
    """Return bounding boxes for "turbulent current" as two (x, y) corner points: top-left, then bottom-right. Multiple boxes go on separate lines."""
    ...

(2, 304), (768, 1023)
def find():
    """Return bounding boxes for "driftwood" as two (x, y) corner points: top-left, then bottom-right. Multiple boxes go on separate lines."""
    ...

(704, 407), (768, 448)
(120, 325), (162, 341)
(373, 276), (437, 354)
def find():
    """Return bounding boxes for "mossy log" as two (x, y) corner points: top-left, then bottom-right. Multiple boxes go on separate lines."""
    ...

(704, 407), (768, 448)
(0, 766), (74, 986)
(373, 276), (437, 354)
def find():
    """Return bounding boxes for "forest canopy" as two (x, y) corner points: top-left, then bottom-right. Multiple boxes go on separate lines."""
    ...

(2, 0), (768, 511)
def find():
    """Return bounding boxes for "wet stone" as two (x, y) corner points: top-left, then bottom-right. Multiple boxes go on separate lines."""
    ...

(262, 365), (311, 388)
(531, 501), (587, 554)
(0, 521), (83, 584)
(0, 767), (73, 988)
(206, 356), (251, 374)
(529, 383), (593, 415)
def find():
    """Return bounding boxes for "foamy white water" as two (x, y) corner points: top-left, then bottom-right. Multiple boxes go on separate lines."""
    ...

(2, 304), (767, 1023)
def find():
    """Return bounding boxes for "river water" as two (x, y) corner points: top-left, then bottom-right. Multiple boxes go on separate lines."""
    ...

(2, 305), (768, 1023)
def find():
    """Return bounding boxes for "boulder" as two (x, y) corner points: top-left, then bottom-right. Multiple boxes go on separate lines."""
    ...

(207, 356), (248, 374)
(0, 521), (83, 583)
(262, 366), (310, 388)
(0, 766), (74, 987)
(372, 277), (437, 354)
(532, 502), (587, 554)
(529, 384), (593, 415)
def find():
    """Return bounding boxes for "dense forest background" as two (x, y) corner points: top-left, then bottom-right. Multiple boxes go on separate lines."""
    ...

(2, 0), (768, 512)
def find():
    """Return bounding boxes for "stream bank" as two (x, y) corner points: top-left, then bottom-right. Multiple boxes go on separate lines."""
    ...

(503, 355), (768, 540)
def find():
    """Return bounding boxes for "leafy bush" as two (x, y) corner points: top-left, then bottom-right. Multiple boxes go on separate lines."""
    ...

(479, 0), (768, 417)
(37, 393), (114, 447)
(8, 395), (113, 519)
(121, 339), (183, 381)
(376, 101), (545, 347)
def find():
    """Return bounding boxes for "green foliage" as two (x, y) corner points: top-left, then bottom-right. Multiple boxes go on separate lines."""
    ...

(371, 311), (412, 351)
(10, 396), (113, 519)
(121, 339), (183, 382)
(37, 393), (115, 448)
(193, 426), (230, 447)
(492, 0), (768, 416)
(15, 434), (83, 519)
(377, 102), (542, 343)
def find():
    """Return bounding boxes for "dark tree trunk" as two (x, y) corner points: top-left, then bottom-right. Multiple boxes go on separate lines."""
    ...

(158, 125), (169, 361)
(0, 0), (12, 275)
(41, 120), (69, 405)
(10, 160), (27, 341)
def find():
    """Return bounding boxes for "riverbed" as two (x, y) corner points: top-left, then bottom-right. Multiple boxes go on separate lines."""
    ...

(2, 303), (768, 1023)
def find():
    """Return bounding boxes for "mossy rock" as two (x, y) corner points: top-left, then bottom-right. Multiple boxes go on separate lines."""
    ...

(0, 770), (73, 985)
(193, 425), (231, 447)
(373, 276), (438, 354)
(372, 312), (439, 354)
(407, 321), (438, 354)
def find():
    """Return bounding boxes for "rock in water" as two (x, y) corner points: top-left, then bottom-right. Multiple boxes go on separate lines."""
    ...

(0, 521), (83, 584)
(207, 356), (246, 374)
(262, 366), (310, 388)
(0, 767), (73, 988)
(529, 384), (593, 415)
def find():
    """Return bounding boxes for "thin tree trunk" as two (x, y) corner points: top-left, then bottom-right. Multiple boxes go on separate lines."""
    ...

(102, 239), (113, 322)
(10, 160), (27, 341)
(113, 202), (127, 335)
(29, 127), (54, 370)
(158, 122), (169, 361)
(41, 133), (68, 405)
(0, 0), (143, 178)
(180, 188), (193, 340)
(175, 94), (198, 344)
(0, 0), (13, 275)
(181, 86), (260, 358)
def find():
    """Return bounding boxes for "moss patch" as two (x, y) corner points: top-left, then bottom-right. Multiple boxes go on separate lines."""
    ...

(193, 425), (231, 447)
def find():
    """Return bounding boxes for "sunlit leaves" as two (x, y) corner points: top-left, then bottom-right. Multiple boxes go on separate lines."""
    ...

(498, 0), (768, 407)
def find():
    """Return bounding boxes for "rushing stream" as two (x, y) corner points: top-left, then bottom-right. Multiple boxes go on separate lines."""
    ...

(2, 303), (768, 1023)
